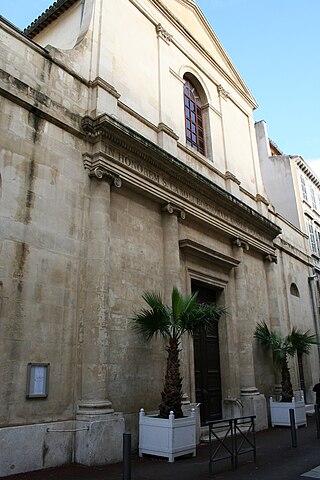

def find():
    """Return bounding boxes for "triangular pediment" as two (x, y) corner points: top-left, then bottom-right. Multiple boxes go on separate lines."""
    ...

(155, 0), (256, 106)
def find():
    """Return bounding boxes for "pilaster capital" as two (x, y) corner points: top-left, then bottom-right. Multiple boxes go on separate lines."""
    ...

(264, 254), (278, 264)
(156, 23), (173, 44)
(232, 238), (249, 251)
(89, 167), (122, 188)
(161, 202), (186, 219)
(218, 84), (230, 100)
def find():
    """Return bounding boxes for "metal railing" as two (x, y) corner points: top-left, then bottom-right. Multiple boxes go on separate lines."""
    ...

(207, 415), (256, 475)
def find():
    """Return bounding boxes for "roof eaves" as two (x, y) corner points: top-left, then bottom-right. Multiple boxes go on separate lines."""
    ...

(24, 0), (78, 38)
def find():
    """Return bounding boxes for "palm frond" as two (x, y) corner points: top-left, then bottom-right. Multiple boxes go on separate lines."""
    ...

(254, 322), (286, 368)
(180, 302), (225, 336)
(171, 287), (198, 324)
(254, 322), (282, 349)
(286, 328), (318, 356)
(131, 291), (171, 342)
(132, 287), (226, 418)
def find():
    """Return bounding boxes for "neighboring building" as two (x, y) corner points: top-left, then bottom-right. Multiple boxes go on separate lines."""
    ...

(256, 119), (320, 366)
(0, 1), (319, 475)
(256, 120), (320, 248)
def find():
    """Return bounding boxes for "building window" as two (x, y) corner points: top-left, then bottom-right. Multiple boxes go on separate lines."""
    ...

(184, 79), (205, 155)
(307, 218), (317, 255)
(300, 175), (308, 202)
(290, 283), (300, 297)
(316, 228), (320, 254)
(311, 187), (317, 210)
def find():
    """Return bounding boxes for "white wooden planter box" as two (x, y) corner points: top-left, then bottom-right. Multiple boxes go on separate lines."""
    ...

(139, 408), (196, 462)
(270, 397), (307, 427)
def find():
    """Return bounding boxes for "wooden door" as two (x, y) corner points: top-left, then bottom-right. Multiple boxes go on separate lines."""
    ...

(192, 282), (222, 425)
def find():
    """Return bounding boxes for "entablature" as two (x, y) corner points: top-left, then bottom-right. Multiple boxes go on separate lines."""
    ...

(82, 113), (281, 255)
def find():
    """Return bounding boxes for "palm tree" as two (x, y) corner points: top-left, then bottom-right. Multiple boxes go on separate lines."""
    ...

(132, 287), (225, 419)
(254, 322), (318, 402)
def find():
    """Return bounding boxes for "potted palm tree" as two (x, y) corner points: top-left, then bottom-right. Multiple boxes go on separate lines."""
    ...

(254, 322), (318, 427)
(132, 287), (224, 461)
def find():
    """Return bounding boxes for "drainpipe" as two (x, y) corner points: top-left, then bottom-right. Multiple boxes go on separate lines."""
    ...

(308, 274), (320, 356)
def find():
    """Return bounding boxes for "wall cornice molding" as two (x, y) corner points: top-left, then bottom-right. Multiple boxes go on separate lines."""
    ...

(179, 239), (240, 270)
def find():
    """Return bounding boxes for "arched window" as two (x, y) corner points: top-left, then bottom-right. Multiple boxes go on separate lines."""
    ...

(290, 283), (300, 297)
(184, 79), (205, 155)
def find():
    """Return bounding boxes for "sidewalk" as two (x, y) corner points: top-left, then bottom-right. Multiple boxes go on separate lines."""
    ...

(6, 415), (320, 480)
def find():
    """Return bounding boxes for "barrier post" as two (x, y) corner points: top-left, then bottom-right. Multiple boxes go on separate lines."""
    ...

(289, 409), (297, 448)
(123, 432), (131, 480)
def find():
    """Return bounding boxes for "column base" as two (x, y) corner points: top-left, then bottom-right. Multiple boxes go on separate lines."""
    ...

(240, 386), (260, 396)
(77, 400), (114, 416)
(240, 388), (268, 431)
(75, 412), (125, 465)
(75, 400), (124, 465)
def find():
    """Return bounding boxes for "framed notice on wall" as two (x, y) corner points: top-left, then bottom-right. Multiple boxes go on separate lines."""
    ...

(26, 363), (50, 398)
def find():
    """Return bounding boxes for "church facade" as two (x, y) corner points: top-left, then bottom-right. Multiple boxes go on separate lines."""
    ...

(0, 0), (319, 475)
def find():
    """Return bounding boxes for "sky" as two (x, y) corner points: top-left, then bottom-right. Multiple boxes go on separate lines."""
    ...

(1, 0), (319, 173)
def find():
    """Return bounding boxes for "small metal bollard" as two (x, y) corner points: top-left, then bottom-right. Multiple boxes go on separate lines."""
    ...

(315, 404), (320, 439)
(123, 432), (131, 480)
(289, 409), (297, 448)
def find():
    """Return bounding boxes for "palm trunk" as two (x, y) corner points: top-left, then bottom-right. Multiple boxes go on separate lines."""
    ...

(281, 358), (293, 402)
(159, 337), (183, 418)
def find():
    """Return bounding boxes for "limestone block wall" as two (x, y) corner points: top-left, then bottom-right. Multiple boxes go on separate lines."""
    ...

(108, 187), (166, 413)
(0, 23), (89, 428)
(0, 421), (74, 477)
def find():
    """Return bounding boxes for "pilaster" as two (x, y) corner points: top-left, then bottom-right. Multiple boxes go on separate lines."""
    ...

(156, 23), (178, 156)
(232, 238), (268, 430)
(75, 166), (124, 465)
(161, 203), (185, 303)
(264, 253), (282, 392)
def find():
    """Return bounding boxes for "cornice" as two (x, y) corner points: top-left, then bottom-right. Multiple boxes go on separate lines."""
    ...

(0, 17), (49, 55)
(118, 101), (158, 132)
(88, 77), (121, 99)
(0, 68), (83, 139)
(295, 156), (320, 189)
(275, 237), (314, 267)
(81, 113), (281, 250)
(179, 239), (240, 270)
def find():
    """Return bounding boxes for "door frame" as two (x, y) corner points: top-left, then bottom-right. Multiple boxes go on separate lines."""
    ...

(191, 278), (224, 425)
